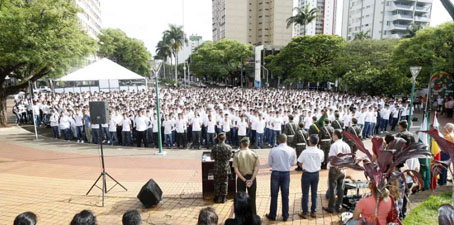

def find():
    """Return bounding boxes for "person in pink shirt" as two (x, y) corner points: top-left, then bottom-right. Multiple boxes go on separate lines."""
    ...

(348, 183), (392, 225)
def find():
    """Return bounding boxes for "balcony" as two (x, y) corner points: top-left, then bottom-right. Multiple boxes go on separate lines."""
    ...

(415, 16), (430, 22)
(391, 2), (414, 11)
(390, 14), (414, 21)
(415, 5), (431, 11)
(388, 23), (409, 30)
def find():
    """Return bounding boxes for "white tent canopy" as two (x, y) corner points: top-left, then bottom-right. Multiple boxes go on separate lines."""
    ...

(59, 58), (146, 81)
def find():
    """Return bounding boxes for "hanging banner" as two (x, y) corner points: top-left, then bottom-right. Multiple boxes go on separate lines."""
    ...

(430, 71), (454, 97)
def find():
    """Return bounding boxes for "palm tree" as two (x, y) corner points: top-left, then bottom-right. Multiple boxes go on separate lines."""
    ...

(286, 5), (319, 36)
(353, 31), (371, 40)
(404, 23), (424, 38)
(440, 0), (454, 20)
(163, 24), (188, 83)
(155, 39), (172, 78)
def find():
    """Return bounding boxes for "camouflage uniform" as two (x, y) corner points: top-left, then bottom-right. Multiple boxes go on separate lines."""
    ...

(319, 125), (334, 169)
(309, 113), (328, 136)
(285, 122), (297, 147)
(293, 128), (308, 159)
(346, 125), (362, 155)
(332, 119), (344, 130)
(211, 142), (233, 199)
(396, 130), (416, 144)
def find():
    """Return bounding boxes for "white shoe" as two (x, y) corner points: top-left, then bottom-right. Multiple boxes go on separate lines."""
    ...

(81, 140), (84, 143)
(66, 140), (70, 142)
(77, 140), (80, 143)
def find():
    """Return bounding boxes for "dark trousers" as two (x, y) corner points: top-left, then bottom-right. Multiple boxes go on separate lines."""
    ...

(439, 152), (450, 185)
(381, 119), (389, 132)
(92, 128), (99, 144)
(176, 132), (186, 148)
(136, 131), (147, 147)
(153, 132), (159, 147)
(391, 118), (399, 131)
(122, 131), (132, 146)
(237, 174), (257, 214)
(301, 171), (320, 214)
(76, 126), (84, 141)
(269, 171), (290, 219)
(52, 126), (60, 139)
(250, 130), (256, 146)
(192, 131), (201, 148)
(206, 133), (215, 148)
(116, 126), (122, 144)
(328, 167), (345, 210)
(62, 128), (70, 140)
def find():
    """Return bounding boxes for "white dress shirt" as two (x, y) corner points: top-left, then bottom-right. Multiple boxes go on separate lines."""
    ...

(328, 139), (351, 168)
(268, 143), (296, 172)
(298, 146), (324, 172)
(135, 116), (150, 132)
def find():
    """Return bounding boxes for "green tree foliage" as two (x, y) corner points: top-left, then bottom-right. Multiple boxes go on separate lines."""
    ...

(286, 5), (319, 36)
(191, 39), (253, 82)
(98, 29), (151, 76)
(0, 0), (97, 126)
(353, 31), (371, 40)
(393, 22), (454, 88)
(404, 23), (424, 38)
(268, 35), (345, 83)
(162, 24), (187, 83)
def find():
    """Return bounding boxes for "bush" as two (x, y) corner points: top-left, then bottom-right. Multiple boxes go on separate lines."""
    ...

(403, 192), (452, 225)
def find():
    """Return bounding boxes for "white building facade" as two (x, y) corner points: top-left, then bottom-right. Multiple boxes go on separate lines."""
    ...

(342, 0), (432, 40)
(76, 0), (102, 40)
(296, 0), (337, 36)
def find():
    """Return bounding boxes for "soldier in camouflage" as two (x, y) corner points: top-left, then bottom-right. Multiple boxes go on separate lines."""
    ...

(346, 118), (362, 155)
(331, 112), (344, 130)
(211, 132), (233, 203)
(319, 119), (334, 170)
(293, 122), (308, 171)
(309, 109), (328, 136)
(285, 115), (297, 147)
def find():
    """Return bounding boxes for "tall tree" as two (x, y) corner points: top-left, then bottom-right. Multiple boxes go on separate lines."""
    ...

(286, 5), (319, 36)
(98, 29), (151, 76)
(155, 40), (171, 78)
(163, 24), (187, 83)
(440, 0), (454, 20)
(191, 39), (253, 84)
(393, 22), (454, 88)
(0, 0), (96, 127)
(404, 23), (424, 38)
(353, 31), (371, 40)
(268, 35), (345, 83)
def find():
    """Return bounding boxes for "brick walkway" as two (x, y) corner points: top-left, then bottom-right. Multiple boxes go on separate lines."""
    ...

(0, 126), (369, 225)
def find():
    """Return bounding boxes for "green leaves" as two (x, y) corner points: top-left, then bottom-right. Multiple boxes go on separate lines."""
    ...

(190, 39), (253, 80)
(268, 35), (345, 83)
(98, 29), (152, 76)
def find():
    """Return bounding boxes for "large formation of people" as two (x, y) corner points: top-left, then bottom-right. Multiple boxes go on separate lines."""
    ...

(10, 87), (454, 224)
(13, 87), (453, 149)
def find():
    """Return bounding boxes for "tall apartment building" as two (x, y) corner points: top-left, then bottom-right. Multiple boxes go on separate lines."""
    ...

(342, 0), (432, 40)
(178, 35), (204, 63)
(212, 0), (293, 47)
(296, 0), (337, 36)
(76, 0), (102, 40)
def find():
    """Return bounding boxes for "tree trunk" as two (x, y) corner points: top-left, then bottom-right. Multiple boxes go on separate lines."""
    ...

(0, 95), (8, 127)
(175, 54), (178, 84)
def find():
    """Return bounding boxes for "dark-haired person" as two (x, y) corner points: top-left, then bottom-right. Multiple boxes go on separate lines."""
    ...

(323, 130), (351, 214)
(395, 120), (415, 144)
(14, 212), (37, 225)
(225, 192), (261, 225)
(266, 134), (296, 221)
(297, 134), (324, 219)
(197, 207), (218, 225)
(319, 119), (334, 170)
(346, 118), (362, 155)
(212, 133), (233, 203)
(233, 137), (260, 213)
(293, 122), (308, 171)
(70, 210), (96, 225)
(122, 210), (141, 225)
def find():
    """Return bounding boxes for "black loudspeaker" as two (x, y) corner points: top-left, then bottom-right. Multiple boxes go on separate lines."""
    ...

(89, 101), (109, 124)
(137, 179), (163, 208)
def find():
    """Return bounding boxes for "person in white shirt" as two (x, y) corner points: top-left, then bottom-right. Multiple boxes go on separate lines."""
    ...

(205, 114), (217, 149)
(380, 104), (391, 133)
(49, 109), (60, 139)
(162, 115), (174, 147)
(271, 113), (283, 147)
(297, 134), (324, 219)
(266, 134), (296, 221)
(108, 114), (118, 145)
(237, 115), (248, 146)
(59, 112), (71, 141)
(191, 112), (202, 149)
(73, 109), (84, 143)
(222, 114), (232, 144)
(255, 115), (266, 149)
(121, 113), (132, 146)
(134, 110), (150, 147)
(175, 113), (187, 149)
(324, 130), (351, 213)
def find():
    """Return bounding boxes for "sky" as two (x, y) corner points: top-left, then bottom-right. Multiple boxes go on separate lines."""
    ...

(101, 0), (452, 55)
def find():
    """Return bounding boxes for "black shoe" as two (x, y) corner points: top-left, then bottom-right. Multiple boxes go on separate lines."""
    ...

(213, 196), (219, 203)
(283, 217), (288, 221)
(265, 214), (276, 221)
(323, 207), (334, 214)
(295, 167), (302, 171)
(221, 196), (227, 203)
(335, 208), (342, 213)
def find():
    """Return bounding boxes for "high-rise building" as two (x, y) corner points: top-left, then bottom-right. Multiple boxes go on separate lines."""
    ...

(342, 0), (432, 40)
(75, 0), (102, 40)
(296, 0), (337, 36)
(212, 0), (293, 47)
(178, 35), (204, 63)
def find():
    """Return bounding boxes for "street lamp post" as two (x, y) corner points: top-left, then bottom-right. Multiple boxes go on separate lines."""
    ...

(151, 62), (166, 155)
(408, 66), (422, 131)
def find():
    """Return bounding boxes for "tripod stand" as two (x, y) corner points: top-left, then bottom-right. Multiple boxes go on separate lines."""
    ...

(86, 124), (127, 207)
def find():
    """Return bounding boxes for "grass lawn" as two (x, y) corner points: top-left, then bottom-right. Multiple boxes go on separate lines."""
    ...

(404, 191), (452, 225)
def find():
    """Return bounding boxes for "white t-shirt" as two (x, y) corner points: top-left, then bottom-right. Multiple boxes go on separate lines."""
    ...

(175, 119), (186, 133)
(238, 121), (248, 136)
(192, 117), (202, 131)
(273, 117), (282, 131)
(135, 116), (150, 132)
(222, 118), (231, 132)
(256, 119), (266, 133)
(297, 146), (324, 172)
(163, 120), (173, 134)
(108, 119), (117, 132)
(206, 120), (217, 133)
(122, 119), (132, 132)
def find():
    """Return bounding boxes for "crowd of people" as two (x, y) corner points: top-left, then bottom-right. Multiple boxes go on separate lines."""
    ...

(14, 87), (452, 150)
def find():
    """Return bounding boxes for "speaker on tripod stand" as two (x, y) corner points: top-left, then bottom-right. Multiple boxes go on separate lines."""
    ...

(86, 101), (127, 207)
